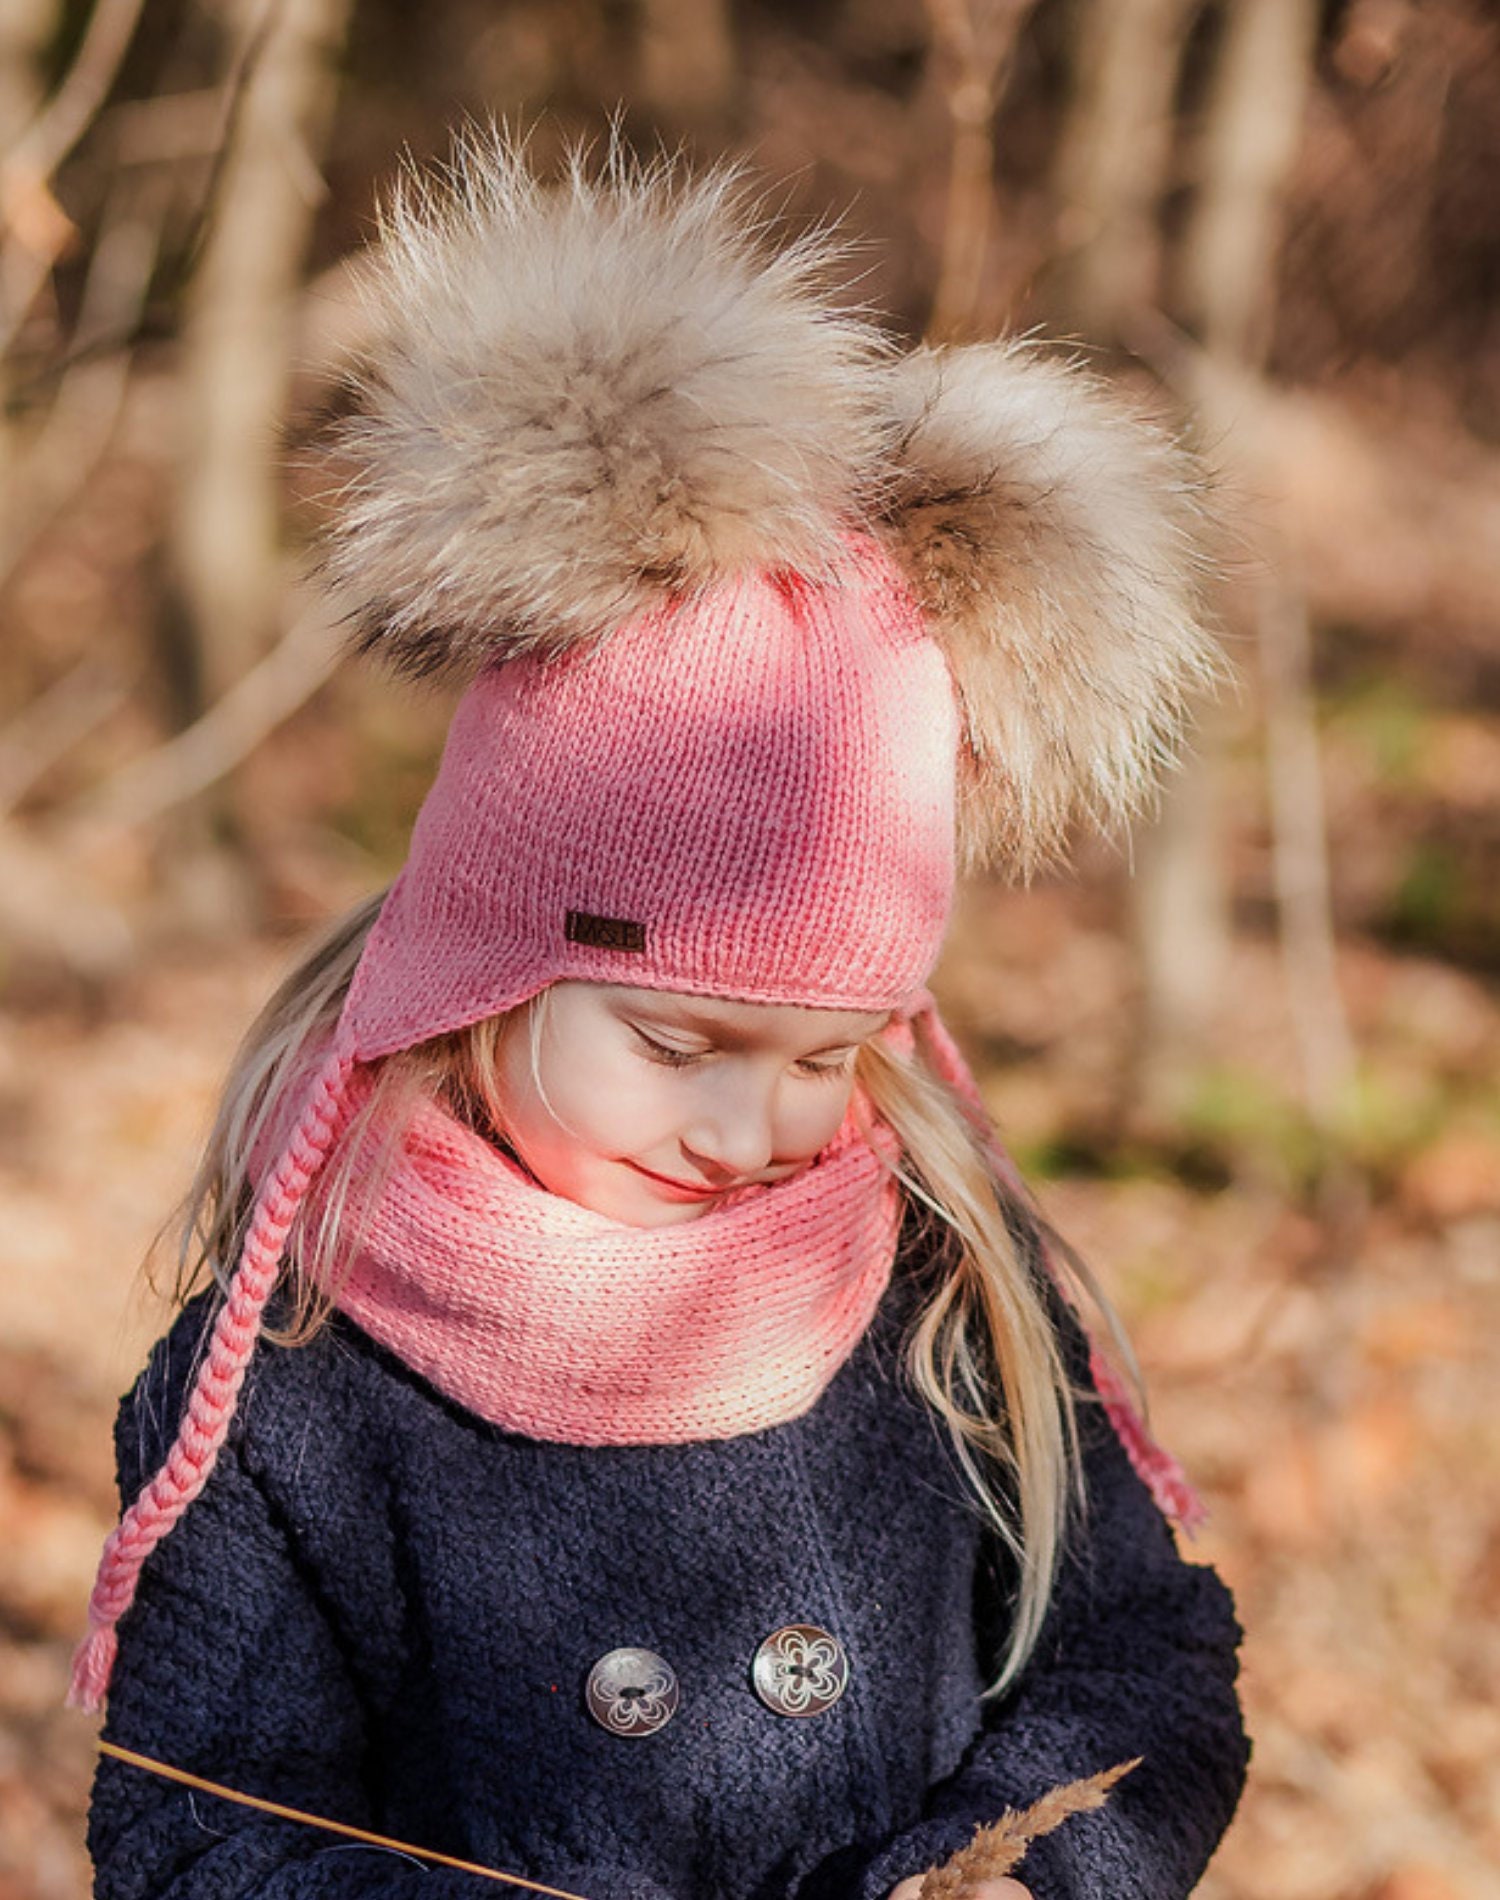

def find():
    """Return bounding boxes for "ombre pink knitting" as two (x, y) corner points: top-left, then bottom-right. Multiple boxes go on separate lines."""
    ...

(314, 1065), (903, 1445)
(345, 542), (957, 1058)
(69, 541), (961, 1711)
(71, 141), (1219, 1712)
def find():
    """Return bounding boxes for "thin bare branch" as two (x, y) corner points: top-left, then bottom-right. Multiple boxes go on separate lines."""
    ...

(0, 0), (149, 345)
(4, 0), (148, 184)
(0, 658), (130, 819)
(0, 174), (167, 583)
(1257, 565), (1357, 1119)
(58, 588), (343, 843)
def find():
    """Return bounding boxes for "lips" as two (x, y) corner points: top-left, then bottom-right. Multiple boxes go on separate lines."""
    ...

(625, 1161), (734, 1200)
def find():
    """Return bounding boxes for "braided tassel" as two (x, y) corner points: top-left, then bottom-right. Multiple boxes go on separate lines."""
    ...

(68, 1037), (360, 1713)
(906, 993), (1206, 1535)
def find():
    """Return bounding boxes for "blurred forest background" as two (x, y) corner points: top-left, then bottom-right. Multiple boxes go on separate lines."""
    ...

(0, 0), (1497, 1895)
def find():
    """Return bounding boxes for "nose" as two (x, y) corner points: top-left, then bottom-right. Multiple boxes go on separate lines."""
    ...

(681, 1066), (778, 1181)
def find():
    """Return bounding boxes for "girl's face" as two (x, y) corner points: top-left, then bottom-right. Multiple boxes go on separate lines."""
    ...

(493, 982), (892, 1227)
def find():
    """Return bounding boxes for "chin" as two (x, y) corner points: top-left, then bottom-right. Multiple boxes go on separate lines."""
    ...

(550, 1169), (720, 1229)
(613, 1193), (717, 1230)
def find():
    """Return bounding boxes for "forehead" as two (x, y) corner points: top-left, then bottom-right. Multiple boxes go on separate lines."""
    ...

(569, 983), (891, 1049)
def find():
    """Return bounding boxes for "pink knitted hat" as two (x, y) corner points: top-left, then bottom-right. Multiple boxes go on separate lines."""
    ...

(71, 137), (1220, 1709)
(346, 546), (957, 1058)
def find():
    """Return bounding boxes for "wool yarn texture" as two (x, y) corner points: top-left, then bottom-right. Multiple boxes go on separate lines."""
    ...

(70, 135), (1222, 1711)
(315, 1065), (903, 1445)
(345, 541), (958, 1057)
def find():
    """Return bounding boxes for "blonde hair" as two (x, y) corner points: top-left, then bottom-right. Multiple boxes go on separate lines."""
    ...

(170, 897), (1134, 1695)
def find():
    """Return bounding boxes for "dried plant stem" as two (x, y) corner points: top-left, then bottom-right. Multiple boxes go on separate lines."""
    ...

(917, 1759), (1140, 1899)
(97, 1742), (587, 1897)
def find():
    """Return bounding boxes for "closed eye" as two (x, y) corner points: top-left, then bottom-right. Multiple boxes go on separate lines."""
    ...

(630, 1027), (709, 1068)
(795, 1050), (857, 1079)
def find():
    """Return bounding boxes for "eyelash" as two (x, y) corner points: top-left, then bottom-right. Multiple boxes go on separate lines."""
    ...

(630, 1030), (854, 1079)
(799, 1051), (856, 1080)
(632, 1032), (704, 1069)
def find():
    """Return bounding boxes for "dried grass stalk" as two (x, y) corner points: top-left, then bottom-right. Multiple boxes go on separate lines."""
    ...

(917, 1758), (1141, 1898)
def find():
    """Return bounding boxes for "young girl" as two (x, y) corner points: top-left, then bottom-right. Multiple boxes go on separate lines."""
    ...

(74, 139), (1249, 1900)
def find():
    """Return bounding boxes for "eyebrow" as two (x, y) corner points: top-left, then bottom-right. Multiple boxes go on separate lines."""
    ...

(617, 997), (890, 1055)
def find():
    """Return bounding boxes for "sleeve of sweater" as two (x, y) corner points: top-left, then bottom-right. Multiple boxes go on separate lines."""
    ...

(87, 1308), (671, 1900)
(814, 1301), (1251, 1900)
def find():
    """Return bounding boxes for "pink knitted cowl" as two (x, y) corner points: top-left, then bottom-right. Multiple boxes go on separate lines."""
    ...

(317, 1066), (903, 1445)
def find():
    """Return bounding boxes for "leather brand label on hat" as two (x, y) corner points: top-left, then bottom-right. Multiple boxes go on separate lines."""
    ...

(566, 910), (647, 953)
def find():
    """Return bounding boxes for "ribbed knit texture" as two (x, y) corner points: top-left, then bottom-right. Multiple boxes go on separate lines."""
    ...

(71, 999), (1205, 1711)
(323, 1069), (902, 1444)
(344, 539), (958, 1058)
(88, 1233), (1250, 1900)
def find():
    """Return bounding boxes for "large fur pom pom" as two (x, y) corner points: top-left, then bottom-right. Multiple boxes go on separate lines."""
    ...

(875, 342), (1224, 877)
(326, 133), (889, 677)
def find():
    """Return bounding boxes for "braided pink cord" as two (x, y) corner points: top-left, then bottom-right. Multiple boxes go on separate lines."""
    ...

(68, 1038), (361, 1713)
(908, 994), (1207, 1536)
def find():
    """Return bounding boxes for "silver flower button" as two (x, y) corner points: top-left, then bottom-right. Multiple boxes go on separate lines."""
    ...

(585, 1648), (680, 1737)
(751, 1624), (850, 1717)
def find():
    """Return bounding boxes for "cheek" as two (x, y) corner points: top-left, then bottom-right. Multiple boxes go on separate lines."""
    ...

(504, 1030), (678, 1163)
(777, 1079), (857, 1159)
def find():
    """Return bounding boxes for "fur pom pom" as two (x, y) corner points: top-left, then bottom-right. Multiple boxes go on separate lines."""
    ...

(326, 132), (889, 677)
(875, 342), (1224, 876)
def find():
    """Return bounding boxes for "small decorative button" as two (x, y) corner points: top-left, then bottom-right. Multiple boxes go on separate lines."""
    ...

(585, 1648), (680, 1736)
(752, 1624), (850, 1717)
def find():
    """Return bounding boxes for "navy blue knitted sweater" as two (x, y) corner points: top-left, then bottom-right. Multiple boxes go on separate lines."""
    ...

(89, 1224), (1249, 1900)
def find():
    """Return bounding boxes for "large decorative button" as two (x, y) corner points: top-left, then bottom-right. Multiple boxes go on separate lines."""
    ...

(585, 1647), (680, 1737)
(752, 1624), (850, 1717)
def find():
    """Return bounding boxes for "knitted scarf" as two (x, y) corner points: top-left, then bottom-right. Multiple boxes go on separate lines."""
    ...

(69, 1005), (1204, 1713)
(317, 1071), (904, 1444)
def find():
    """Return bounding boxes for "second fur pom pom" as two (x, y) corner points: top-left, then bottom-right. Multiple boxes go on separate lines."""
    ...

(876, 343), (1224, 876)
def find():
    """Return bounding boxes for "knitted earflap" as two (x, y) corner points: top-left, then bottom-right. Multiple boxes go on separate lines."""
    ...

(68, 1036), (361, 1712)
(908, 994), (1207, 1535)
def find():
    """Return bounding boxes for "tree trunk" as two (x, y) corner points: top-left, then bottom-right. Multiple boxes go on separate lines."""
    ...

(1129, 722), (1230, 1125)
(1050, 0), (1199, 339)
(636, 0), (736, 128)
(1176, 0), (1320, 363)
(169, 0), (353, 711)
(924, 0), (1038, 341)
(1130, 0), (1323, 1121)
